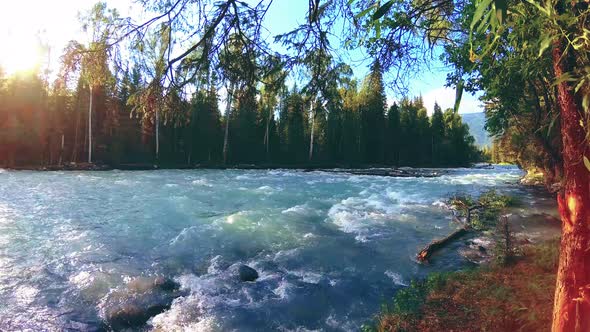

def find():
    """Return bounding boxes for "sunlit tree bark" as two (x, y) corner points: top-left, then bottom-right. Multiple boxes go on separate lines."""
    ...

(551, 38), (590, 332)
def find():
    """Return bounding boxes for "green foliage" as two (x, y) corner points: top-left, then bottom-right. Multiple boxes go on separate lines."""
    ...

(385, 103), (401, 165)
(494, 216), (518, 265)
(456, 0), (590, 185)
(188, 85), (223, 163)
(449, 190), (518, 265)
(479, 189), (514, 210)
(230, 86), (262, 163)
(449, 190), (514, 231)
(359, 60), (387, 163)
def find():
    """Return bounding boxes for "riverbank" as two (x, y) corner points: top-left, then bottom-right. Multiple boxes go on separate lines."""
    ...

(1, 162), (453, 177)
(368, 238), (559, 332)
(364, 187), (561, 332)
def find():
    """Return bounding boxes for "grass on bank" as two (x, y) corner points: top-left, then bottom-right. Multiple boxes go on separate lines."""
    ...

(364, 239), (559, 332)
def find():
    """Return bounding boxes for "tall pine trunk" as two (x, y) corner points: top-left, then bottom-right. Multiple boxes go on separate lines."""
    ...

(223, 84), (234, 165)
(155, 109), (159, 163)
(58, 134), (64, 166)
(71, 92), (82, 163)
(551, 39), (590, 332)
(88, 86), (93, 163)
(309, 102), (315, 162)
(264, 107), (270, 161)
(72, 111), (81, 163)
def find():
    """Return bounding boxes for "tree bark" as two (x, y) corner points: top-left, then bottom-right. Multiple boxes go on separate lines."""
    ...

(309, 101), (315, 162)
(264, 106), (270, 160)
(223, 84), (234, 165)
(71, 105), (81, 163)
(417, 227), (469, 262)
(88, 86), (93, 164)
(551, 39), (590, 332)
(58, 134), (64, 166)
(155, 109), (159, 163)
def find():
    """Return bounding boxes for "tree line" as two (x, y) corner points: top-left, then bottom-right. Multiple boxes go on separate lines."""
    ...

(0, 2), (479, 169)
(0, 58), (479, 168)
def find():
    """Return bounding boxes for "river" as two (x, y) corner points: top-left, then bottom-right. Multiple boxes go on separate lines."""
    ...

(0, 166), (546, 331)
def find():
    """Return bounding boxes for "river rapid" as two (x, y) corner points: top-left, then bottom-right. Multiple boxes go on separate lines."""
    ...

(0, 166), (546, 331)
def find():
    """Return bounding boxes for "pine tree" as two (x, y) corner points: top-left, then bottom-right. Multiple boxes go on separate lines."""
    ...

(359, 60), (386, 164)
(431, 102), (445, 165)
(285, 88), (306, 164)
(230, 86), (261, 163)
(399, 97), (418, 165)
(416, 107), (431, 165)
(340, 80), (361, 164)
(386, 102), (401, 165)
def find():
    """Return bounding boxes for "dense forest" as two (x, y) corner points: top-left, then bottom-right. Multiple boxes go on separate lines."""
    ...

(0, 55), (478, 168)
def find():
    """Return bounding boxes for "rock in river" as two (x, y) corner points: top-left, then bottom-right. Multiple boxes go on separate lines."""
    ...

(238, 265), (259, 282)
(100, 276), (183, 330)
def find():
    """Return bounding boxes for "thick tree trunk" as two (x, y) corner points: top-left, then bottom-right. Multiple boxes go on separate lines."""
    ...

(551, 40), (590, 332)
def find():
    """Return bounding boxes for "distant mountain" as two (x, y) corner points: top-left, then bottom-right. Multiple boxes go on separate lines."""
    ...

(461, 112), (492, 147)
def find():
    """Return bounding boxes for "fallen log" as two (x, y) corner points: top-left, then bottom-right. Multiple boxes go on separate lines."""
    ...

(417, 227), (469, 262)
(314, 168), (444, 178)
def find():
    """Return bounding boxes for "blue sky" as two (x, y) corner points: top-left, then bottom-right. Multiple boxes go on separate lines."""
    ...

(259, 1), (482, 114)
(0, 0), (481, 113)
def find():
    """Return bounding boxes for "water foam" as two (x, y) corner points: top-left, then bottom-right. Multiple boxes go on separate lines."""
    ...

(192, 179), (213, 187)
(384, 271), (408, 286)
(149, 294), (216, 331)
(273, 279), (294, 299)
(14, 285), (39, 304)
(327, 196), (393, 240)
(281, 204), (319, 217)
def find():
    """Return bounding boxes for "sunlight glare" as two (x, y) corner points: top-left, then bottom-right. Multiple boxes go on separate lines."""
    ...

(0, 37), (42, 75)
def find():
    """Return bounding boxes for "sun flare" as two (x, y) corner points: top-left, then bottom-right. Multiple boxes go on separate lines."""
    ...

(0, 37), (43, 75)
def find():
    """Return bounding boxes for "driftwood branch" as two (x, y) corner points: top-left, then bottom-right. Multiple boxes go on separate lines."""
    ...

(417, 227), (469, 262)
(417, 202), (482, 262)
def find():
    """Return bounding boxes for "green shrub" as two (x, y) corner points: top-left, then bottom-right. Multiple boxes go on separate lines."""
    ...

(448, 190), (514, 231)
(494, 215), (519, 265)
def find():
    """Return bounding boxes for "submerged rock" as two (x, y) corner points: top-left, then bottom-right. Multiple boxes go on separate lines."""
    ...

(238, 265), (259, 282)
(100, 276), (182, 330)
(153, 276), (180, 292)
(459, 237), (495, 264)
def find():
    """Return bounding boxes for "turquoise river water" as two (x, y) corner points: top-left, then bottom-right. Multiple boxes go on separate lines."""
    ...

(0, 166), (539, 331)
